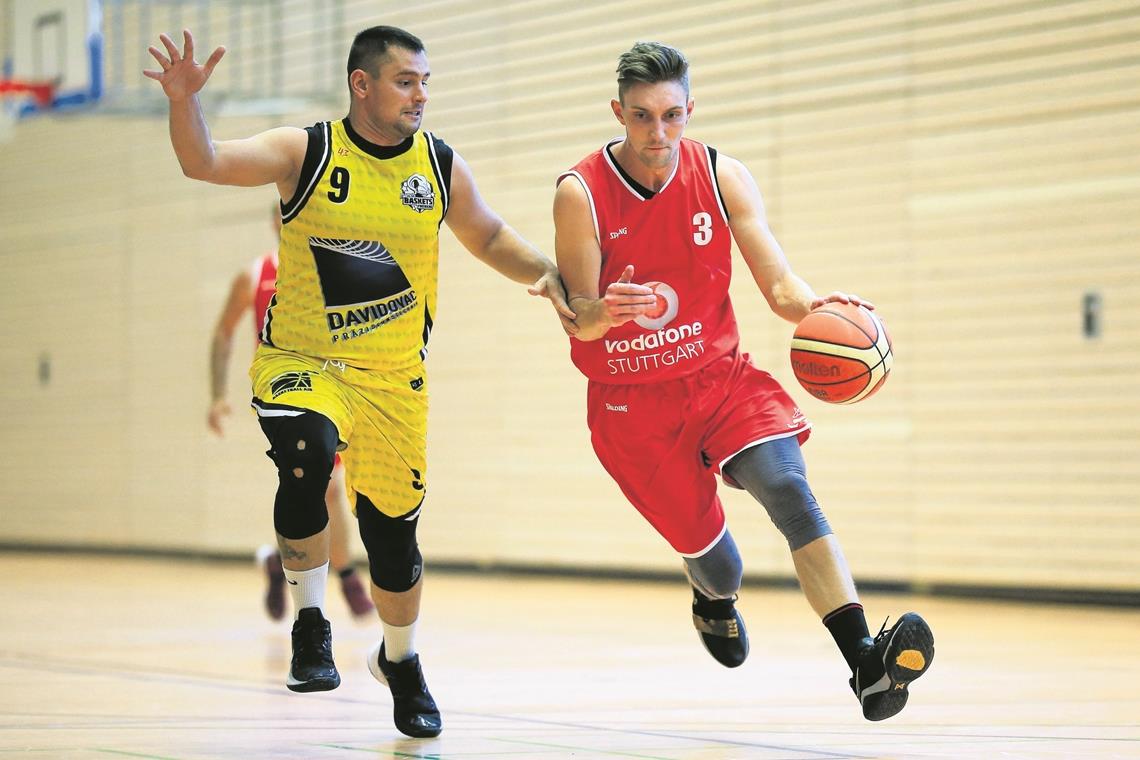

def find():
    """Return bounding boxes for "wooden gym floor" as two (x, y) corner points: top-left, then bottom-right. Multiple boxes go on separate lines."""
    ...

(1, 551), (1136, 759)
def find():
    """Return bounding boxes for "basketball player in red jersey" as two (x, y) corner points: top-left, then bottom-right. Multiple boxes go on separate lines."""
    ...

(207, 210), (373, 622)
(553, 42), (934, 721)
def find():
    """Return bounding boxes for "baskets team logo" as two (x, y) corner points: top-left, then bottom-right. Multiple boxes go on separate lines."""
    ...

(634, 280), (679, 330)
(400, 173), (435, 213)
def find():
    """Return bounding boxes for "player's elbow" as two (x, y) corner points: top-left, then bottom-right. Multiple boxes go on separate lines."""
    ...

(474, 218), (508, 260)
(178, 157), (214, 182)
(175, 145), (223, 182)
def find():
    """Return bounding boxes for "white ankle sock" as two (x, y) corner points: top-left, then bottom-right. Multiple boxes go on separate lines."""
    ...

(382, 621), (417, 663)
(282, 562), (328, 619)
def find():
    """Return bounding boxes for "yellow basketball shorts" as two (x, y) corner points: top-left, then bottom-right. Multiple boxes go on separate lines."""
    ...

(249, 345), (428, 518)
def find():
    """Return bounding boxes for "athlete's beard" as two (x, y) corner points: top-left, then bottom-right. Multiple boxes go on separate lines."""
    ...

(393, 115), (422, 139)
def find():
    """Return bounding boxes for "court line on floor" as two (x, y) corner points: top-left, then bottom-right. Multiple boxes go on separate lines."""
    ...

(5, 653), (1134, 755)
(92, 750), (186, 760)
(0, 653), (865, 758)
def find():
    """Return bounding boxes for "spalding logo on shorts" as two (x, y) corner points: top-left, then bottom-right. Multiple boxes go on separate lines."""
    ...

(634, 281), (679, 330)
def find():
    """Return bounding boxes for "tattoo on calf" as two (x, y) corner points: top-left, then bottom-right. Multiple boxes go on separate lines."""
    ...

(280, 543), (309, 562)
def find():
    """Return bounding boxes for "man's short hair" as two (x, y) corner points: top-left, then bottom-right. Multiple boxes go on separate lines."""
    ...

(616, 42), (689, 102)
(347, 25), (425, 80)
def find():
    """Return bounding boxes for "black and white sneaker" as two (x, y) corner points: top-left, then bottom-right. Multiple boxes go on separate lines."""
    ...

(286, 607), (340, 693)
(692, 588), (749, 668)
(368, 641), (442, 738)
(850, 612), (934, 721)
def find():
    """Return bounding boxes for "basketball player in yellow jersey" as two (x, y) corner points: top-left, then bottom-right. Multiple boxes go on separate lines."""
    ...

(146, 26), (576, 738)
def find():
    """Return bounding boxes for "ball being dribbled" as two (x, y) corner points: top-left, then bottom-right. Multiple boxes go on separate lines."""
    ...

(790, 302), (892, 404)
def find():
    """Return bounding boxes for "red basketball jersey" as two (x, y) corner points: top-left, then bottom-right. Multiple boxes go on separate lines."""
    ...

(559, 138), (739, 384)
(252, 250), (278, 344)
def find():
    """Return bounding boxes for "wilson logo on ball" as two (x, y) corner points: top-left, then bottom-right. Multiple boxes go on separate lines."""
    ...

(790, 303), (892, 404)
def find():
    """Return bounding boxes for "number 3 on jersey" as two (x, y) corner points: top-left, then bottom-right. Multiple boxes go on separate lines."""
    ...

(328, 167), (350, 203)
(692, 211), (713, 246)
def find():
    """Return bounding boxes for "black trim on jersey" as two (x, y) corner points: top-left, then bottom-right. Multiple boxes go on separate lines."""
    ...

(261, 293), (278, 347)
(281, 122), (332, 224)
(342, 117), (415, 159)
(425, 131), (453, 220)
(708, 147), (730, 222)
(605, 142), (655, 200)
(420, 305), (434, 360)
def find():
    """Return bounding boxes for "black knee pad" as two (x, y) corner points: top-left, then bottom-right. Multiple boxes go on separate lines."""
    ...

(258, 410), (339, 540)
(357, 494), (423, 592)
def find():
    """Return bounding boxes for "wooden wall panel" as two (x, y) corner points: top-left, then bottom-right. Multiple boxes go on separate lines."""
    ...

(903, 0), (1140, 590)
(0, 0), (1136, 593)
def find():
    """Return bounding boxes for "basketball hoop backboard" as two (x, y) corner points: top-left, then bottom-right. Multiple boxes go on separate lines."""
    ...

(5, 0), (102, 113)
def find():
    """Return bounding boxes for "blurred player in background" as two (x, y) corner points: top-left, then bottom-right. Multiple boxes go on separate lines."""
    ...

(553, 41), (934, 721)
(147, 25), (574, 738)
(207, 206), (373, 622)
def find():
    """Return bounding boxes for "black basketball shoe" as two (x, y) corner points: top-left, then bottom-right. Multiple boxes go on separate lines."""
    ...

(850, 612), (934, 721)
(286, 607), (341, 692)
(368, 642), (442, 738)
(692, 588), (749, 668)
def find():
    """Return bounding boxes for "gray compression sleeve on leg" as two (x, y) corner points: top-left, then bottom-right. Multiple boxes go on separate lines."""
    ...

(683, 530), (743, 600)
(723, 436), (832, 551)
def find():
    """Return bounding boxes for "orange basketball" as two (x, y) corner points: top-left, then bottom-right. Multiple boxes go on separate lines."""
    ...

(790, 303), (892, 404)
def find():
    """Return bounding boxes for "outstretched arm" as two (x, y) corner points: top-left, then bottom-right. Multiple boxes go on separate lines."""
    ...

(208, 267), (254, 437)
(716, 155), (873, 323)
(444, 151), (578, 335)
(144, 30), (306, 196)
(552, 177), (657, 342)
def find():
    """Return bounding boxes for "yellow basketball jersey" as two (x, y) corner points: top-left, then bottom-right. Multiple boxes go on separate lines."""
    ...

(263, 119), (452, 371)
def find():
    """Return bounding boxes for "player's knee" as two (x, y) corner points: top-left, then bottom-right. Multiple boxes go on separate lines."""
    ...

(357, 494), (423, 593)
(689, 563), (742, 599)
(684, 531), (743, 599)
(726, 443), (832, 551)
(260, 412), (339, 484)
(755, 469), (831, 551)
(260, 412), (339, 539)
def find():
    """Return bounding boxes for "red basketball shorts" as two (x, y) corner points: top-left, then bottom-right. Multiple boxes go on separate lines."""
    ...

(586, 351), (811, 556)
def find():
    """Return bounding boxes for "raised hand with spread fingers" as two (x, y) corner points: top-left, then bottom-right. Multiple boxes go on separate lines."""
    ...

(143, 29), (225, 101)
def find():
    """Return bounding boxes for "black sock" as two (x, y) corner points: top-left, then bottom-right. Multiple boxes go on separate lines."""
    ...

(823, 602), (871, 672)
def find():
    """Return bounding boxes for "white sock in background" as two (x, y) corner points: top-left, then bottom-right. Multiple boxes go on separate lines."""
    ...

(282, 561), (329, 619)
(383, 620), (417, 663)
